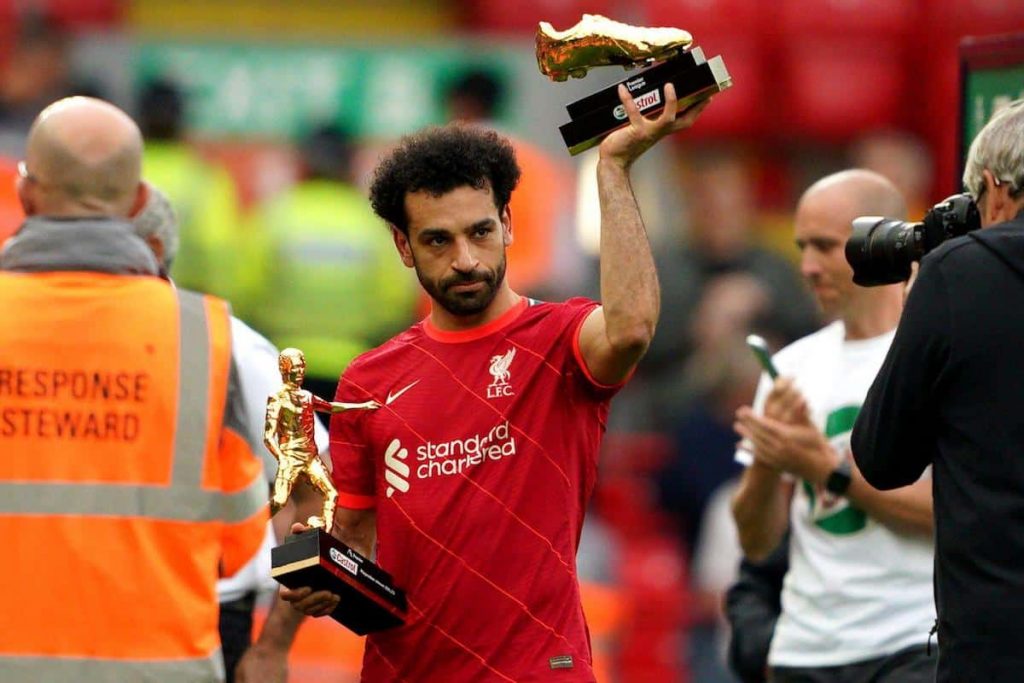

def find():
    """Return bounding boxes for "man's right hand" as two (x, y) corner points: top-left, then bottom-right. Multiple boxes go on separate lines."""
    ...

(598, 83), (711, 170)
(279, 522), (342, 617)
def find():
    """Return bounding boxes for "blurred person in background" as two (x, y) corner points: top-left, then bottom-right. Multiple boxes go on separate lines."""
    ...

(853, 100), (1024, 682)
(688, 475), (744, 683)
(131, 185), (329, 683)
(731, 170), (935, 682)
(281, 87), (711, 681)
(657, 335), (762, 554)
(849, 130), (934, 220)
(242, 123), (417, 400)
(0, 17), (102, 157)
(646, 149), (820, 397)
(647, 150), (818, 681)
(0, 96), (267, 682)
(657, 337), (763, 682)
(139, 78), (244, 304)
(445, 68), (582, 301)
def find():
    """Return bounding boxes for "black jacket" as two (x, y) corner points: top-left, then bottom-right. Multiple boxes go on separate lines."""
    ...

(725, 534), (788, 683)
(852, 212), (1024, 682)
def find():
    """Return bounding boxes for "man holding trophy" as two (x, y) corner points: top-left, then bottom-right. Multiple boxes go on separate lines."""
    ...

(271, 15), (719, 681)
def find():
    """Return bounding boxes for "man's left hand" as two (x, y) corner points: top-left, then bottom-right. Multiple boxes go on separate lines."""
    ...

(599, 83), (711, 169)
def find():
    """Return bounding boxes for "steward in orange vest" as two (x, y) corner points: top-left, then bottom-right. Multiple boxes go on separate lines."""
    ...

(0, 97), (268, 683)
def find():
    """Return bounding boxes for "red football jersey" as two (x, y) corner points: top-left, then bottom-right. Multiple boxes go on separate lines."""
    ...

(330, 296), (621, 682)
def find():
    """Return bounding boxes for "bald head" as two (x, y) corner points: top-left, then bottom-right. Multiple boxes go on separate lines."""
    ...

(22, 96), (143, 217)
(799, 169), (907, 225)
(794, 169), (906, 322)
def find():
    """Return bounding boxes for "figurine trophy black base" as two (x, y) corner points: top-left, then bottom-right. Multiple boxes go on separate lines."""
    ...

(271, 528), (407, 635)
(265, 347), (405, 635)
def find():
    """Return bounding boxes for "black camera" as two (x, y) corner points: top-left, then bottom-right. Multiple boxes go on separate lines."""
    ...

(845, 194), (981, 286)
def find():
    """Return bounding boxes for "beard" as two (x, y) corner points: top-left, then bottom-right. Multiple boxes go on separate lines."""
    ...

(416, 254), (507, 317)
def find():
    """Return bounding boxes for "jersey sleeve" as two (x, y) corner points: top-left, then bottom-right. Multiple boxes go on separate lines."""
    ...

(329, 367), (377, 509)
(562, 297), (631, 400)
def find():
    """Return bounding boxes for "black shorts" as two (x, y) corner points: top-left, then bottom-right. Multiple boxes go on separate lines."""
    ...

(772, 645), (935, 683)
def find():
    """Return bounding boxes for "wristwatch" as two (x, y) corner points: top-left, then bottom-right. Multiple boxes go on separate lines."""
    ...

(825, 459), (853, 496)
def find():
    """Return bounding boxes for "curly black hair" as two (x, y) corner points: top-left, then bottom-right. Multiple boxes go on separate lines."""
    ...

(369, 123), (521, 235)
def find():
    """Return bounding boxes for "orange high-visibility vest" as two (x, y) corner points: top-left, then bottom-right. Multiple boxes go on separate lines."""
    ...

(0, 271), (268, 682)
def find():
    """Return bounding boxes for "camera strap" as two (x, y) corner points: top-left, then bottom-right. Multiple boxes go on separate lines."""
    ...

(967, 232), (1024, 285)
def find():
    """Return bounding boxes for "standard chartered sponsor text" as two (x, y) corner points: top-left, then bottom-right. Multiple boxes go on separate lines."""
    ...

(415, 421), (517, 479)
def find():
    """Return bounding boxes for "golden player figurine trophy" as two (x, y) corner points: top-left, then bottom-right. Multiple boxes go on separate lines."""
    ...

(267, 348), (407, 634)
(536, 14), (733, 155)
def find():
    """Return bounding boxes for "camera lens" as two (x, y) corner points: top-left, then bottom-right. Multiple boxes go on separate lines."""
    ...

(845, 217), (920, 286)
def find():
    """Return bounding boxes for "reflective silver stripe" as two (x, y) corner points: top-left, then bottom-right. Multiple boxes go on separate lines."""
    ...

(223, 467), (270, 523)
(173, 288), (210, 488)
(0, 290), (266, 524)
(0, 474), (266, 523)
(0, 649), (224, 682)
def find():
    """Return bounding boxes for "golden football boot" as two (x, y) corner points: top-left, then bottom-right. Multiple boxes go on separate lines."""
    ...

(537, 14), (693, 81)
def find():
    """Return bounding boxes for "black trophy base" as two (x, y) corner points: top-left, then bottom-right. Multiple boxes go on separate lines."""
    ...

(558, 52), (732, 156)
(271, 528), (407, 635)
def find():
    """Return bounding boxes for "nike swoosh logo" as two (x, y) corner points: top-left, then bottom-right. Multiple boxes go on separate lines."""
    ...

(386, 380), (420, 406)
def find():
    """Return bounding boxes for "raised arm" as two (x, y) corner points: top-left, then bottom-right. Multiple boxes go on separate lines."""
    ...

(577, 84), (711, 385)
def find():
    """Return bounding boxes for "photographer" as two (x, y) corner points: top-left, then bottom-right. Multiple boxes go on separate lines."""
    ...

(852, 100), (1024, 681)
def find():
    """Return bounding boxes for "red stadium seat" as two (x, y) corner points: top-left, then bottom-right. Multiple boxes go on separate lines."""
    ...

(617, 534), (691, 683)
(778, 0), (916, 37)
(0, 157), (23, 248)
(0, 0), (122, 28)
(778, 38), (908, 140)
(920, 0), (1024, 36)
(683, 33), (763, 137)
(642, 0), (762, 36)
(640, 3), (767, 137)
(458, 0), (613, 35)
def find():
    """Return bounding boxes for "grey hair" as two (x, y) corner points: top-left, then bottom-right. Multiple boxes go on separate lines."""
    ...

(963, 99), (1024, 198)
(132, 184), (180, 269)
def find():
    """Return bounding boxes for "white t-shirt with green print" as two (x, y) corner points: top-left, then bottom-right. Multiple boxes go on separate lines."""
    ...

(738, 320), (936, 668)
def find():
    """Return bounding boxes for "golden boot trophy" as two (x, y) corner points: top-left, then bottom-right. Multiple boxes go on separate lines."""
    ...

(537, 13), (693, 82)
(537, 14), (733, 155)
